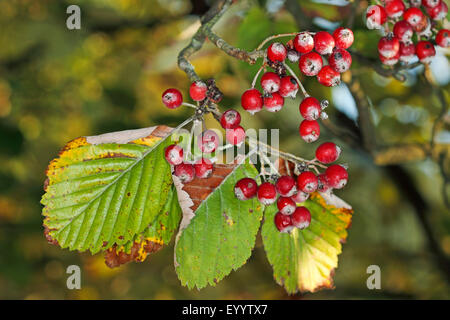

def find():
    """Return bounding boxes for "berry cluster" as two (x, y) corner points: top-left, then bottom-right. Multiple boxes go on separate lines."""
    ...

(365, 0), (449, 65)
(234, 141), (348, 233)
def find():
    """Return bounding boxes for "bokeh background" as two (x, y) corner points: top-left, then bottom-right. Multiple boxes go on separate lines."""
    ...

(0, 0), (449, 299)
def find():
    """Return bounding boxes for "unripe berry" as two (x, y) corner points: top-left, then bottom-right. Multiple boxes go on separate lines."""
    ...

(422, 0), (440, 8)
(274, 211), (294, 233)
(328, 48), (352, 73)
(277, 196), (296, 215)
(314, 31), (335, 55)
(404, 7), (424, 27)
(189, 81), (207, 101)
(162, 88), (183, 109)
(317, 173), (331, 192)
(317, 66), (341, 87)
(294, 32), (314, 53)
(267, 42), (287, 62)
(275, 175), (297, 197)
(299, 96), (321, 121)
(315, 142), (341, 164)
(164, 144), (184, 166)
(226, 126), (246, 145)
(378, 35), (400, 58)
(264, 92), (284, 112)
(366, 5), (387, 30)
(257, 182), (278, 205)
(297, 171), (318, 193)
(299, 120), (320, 143)
(393, 20), (413, 44)
(410, 0), (422, 6)
(291, 191), (309, 203)
(385, 0), (405, 18)
(220, 109), (241, 129)
(299, 52), (323, 76)
(198, 130), (219, 153)
(436, 29), (450, 48)
(241, 88), (263, 115)
(260, 72), (281, 93)
(291, 206), (311, 230)
(174, 163), (195, 184)
(333, 27), (354, 49)
(279, 76), (299, 99)
(426, 1), (448, 20)
(416, 41), (436, 63)
(287, 50), (301, 63)
(325, 164), (348, 189)
(413, 14), (430, 34)
(379, 51), (400, 65)
(399, 42), (416, 63)
(234, 177), (258, 200)
(194, 158), (213, 179)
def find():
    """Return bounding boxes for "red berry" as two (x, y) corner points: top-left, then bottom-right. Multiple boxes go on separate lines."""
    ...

(379, 51), (400, 65)
(317, 66), (340, 87)
(316, 142), (341, 164)
(297, 171), (318, 193)
(279, 76), (299, 99)
(194, 158), (213, 179)
(277, 196), (296, 215)
(260, 72), (281, 93)
(328, 48), (352, 73)
(422, 0), (441, 8)
(314, 31), (335, 55)
(366, 5), (387, 30)
(333, 27), (354, 49)
(234, 177), (258, 200)
(291, 206), (311, 229)
(264, 92), (284, 112)
(299, 96), (321, 121)
(410, 0), (422, 6)
(378, 35), (400, 58)
(291, 191), (309, 203)
(162, 88), (183, 109)
(165, 144), (184, 165)
(257, 182), (277, 205)
(413, 15), (430, 35)
(404, 7), (424, 27)
(325, 164), (348, 189)
(267, 42), (287, 62)
(274, 211), (293, 233)
(317, 173), (331, 192)
(416, 41), (436, 63)
(275, 175), (297, 197)
(220, 109), (241, 129)
(174, 163), (195, 183)
(426, 1), (447, 20)
(385, 0), (405, 18)
(198, 130), (219, 153)
(299, 120), (320, 143)
(436, 29), (450, 48)
(226, 126), (246, 145)
(241, 88), (263, 115)
(393, 20), (413, 44)
(189, 81), (207, 101)
(294, 32), (314, 53)
(299, 52), (323, 76)
(399, 42), (416, 63)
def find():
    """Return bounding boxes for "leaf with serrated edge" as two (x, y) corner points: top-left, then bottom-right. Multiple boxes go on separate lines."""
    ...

(174, 159), (263, 289)
(262, 192), (353, 294)
(41, 125), (176, 254)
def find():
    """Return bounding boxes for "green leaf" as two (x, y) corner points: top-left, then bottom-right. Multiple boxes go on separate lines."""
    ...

(41, 125), (175, 254)
(262, 192), (353, 294)
(174, 161), (264, 289)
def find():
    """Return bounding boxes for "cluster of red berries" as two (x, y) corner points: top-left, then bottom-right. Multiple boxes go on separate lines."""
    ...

(366, 0), (449, 65)
(234, 141), (348, 233)
(240, 29), (354, 116)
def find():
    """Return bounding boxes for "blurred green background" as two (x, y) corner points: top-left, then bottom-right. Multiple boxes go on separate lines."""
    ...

(0, 0), (449, 299)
